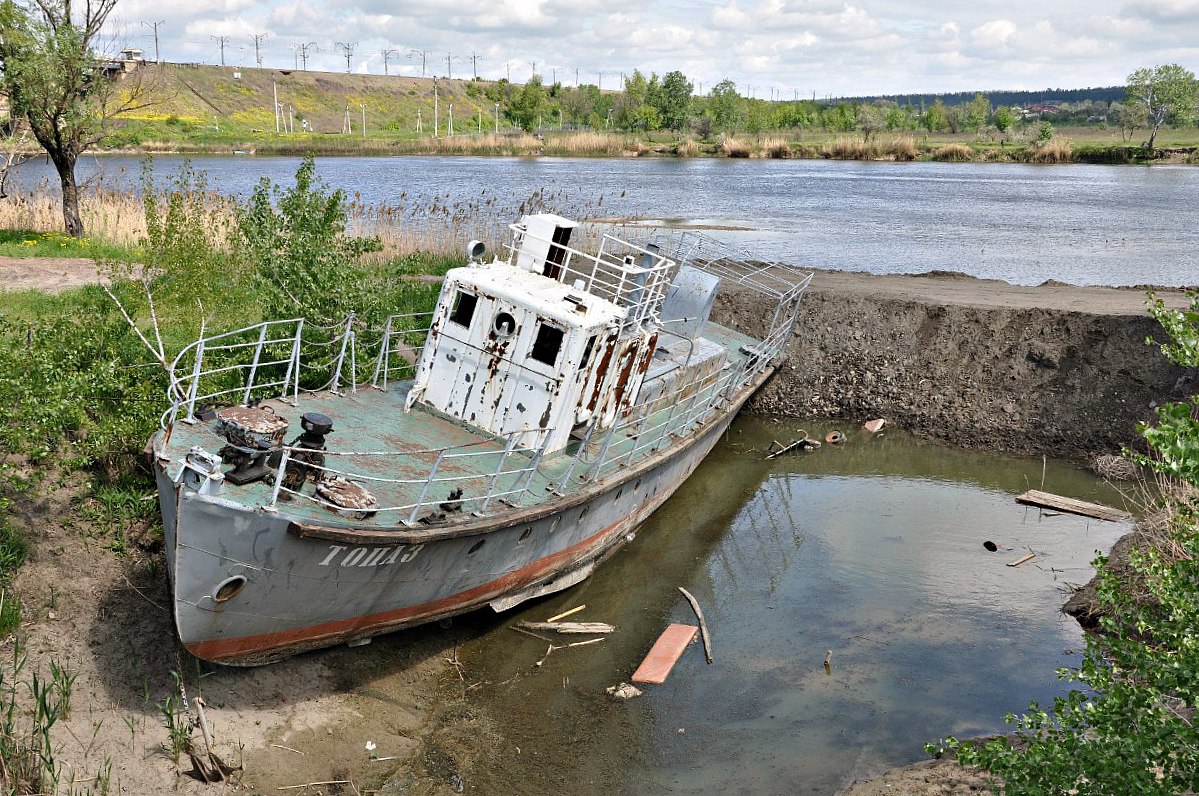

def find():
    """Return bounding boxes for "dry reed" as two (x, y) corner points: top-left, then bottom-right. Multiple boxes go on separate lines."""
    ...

(759, 137), (791, 159)
(675, 138), (699, 158)
(1029, 136), (1074, 163)
(888, 137), (919, 161)
(932, 143), (975, 162)
(721, 135), (751, 158)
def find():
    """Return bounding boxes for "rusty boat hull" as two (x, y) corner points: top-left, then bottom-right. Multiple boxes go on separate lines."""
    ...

(152, 369), (769, 666)
(151, 218), (810, 665)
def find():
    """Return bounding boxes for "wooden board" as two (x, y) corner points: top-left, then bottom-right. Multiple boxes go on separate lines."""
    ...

(1015, 489), (1131, 522)
(631, 623), (698, 685)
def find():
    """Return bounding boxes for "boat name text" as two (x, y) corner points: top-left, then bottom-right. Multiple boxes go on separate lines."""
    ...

(318, 544), (425, 568)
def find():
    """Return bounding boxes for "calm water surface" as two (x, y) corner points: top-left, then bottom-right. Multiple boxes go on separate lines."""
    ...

(414, 418), (1125, 795)
(14, 154), (1199, 286)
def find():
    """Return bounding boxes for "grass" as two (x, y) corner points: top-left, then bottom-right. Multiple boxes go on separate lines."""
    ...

(0, 230), (131, 260)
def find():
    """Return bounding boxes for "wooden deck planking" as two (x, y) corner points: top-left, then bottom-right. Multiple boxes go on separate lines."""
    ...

(631, 623), (698, 685)
(1015, 489), (1131, 522)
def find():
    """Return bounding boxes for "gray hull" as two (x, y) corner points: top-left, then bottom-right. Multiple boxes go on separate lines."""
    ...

(157, 371), (767, 666)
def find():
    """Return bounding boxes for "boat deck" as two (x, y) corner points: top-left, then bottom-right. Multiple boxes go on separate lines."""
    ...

(158, 321), (762, 529)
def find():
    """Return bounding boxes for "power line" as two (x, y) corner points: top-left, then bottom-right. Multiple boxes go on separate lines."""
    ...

(381, 48), (399, 76)
(251, 33), (266, 68)
(294, 41), (317, 71)
(336, 41), (356, 73)
(470, 52), (481, 80)
(141, 20), (164, 63)
(445, 52), (456, 80)
(409, 49), (430, 78)
(211, 35), (230, 66)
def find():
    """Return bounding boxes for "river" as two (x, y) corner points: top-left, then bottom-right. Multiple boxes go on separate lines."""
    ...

(12, 154), (1199, 287)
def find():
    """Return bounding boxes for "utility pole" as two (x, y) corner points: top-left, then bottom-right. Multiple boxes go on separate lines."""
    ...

(381, 48), (399, 76)
(434, 79), (439, 138)
(273, 81), (280, 133)
(445, 52), (455, 79)
(211, 35), (230, 66)
(470, 52), (481, 80)
(575, 68), (579, 87)
(336, 41), (356, 73)
(448, 103), (453, 136)
(343, 104), (351, 134)
(361, 104), (366, 139)
(251, 33), (266, 68)
(552, 67), (557, 85)
(505, 61), (511, 81)
(531, 61), (537, 79)
(142, 20), (164, 63)
(494, 102), (499, 133)
(295, 42), (317, 71)
(409, 49), (430, 78)
(416, 109), (422, 135)
(598, 71), (603, 92)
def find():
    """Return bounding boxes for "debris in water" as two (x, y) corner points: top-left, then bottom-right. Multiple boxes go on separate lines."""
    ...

(632, 623), (698, 684)
(863, 418), (886, 433)
(1014, 489), (1130, 522)
(983, 540), (998, 552)
(546, 604), (587, 623)
(517, 620), (614, 634)
(1008, 551), (1036, 567)
(607, 682), (643, 700)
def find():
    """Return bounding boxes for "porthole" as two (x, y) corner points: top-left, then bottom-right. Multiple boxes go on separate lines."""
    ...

(468, 539), (486, 555)
(493, 311), (517, 338)
(518, 527), (533, 544)
(212, 575), (247, 603)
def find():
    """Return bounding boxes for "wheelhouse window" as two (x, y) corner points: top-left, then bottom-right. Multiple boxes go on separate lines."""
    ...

(580, 334), (598, 368)
(448, 290), (478, 328)
(530, 322), (565, 366)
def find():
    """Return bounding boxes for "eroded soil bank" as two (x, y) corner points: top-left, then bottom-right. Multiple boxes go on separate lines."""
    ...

(723, 270), (1192, 462)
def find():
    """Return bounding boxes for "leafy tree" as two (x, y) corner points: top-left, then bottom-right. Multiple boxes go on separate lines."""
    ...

(238, 155), (381, 325)
(0, 0), (149, 237)
(855, 103), (887, 142)
(964, 92), (990, 132)
(939, 291), (1199, 795)
(884, 105), (912, 131)
(657, 70), (693, 131)
(508, 75), (548, 132)
(993, 105), (1017, 136)
(614, 70), (660, 131)
(707, 79), (742, 132)
(922, 99), (948, 132)
(824, 103), (855, 133)
(1125, 64), (1199, 150)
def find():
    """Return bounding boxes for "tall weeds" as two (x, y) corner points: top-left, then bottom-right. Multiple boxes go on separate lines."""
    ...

(932, 143), (975, 162)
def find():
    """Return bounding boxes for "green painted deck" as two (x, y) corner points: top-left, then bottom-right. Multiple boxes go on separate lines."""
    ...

(159, 321), (761, 529)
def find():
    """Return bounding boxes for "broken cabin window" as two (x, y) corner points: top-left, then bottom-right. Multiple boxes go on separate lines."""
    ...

(530, 322), (565, 366)
(449, 290), (478, 328)
(580, 334), (597, 368)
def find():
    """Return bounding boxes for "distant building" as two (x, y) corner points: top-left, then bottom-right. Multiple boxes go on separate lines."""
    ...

(101, 48), (145, 79)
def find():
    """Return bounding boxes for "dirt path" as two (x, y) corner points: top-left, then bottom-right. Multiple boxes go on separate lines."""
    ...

(0, 256), (117, 293)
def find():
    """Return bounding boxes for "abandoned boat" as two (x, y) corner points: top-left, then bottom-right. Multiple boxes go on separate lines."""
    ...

(150, 214), (811, 665)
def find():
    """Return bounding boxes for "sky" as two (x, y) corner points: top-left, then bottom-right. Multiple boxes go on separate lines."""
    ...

(102, 0), (1199, 98)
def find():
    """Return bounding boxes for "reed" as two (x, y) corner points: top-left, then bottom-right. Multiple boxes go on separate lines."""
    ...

(887, 136), (919, 161)
(721, 135), (751, 158)
(760, 137), (791, 159)
(675, 138), (699, 158)
(1029, 136), (1074, 164)
(822, 137), (881, 160)
(931, 143), (975, 162)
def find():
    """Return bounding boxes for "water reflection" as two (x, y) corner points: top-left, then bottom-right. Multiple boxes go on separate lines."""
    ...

(457, 417), (1127, 794)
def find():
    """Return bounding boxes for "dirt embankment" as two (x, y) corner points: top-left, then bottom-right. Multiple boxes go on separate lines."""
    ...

(719, 270), (1192, 462)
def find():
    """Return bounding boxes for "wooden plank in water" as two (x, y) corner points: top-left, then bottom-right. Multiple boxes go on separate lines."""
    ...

(631, 623), (698, 685)
(1015, 489), (1131, 522)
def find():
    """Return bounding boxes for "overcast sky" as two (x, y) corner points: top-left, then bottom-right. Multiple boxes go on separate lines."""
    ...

(104, 0), (1199, 97)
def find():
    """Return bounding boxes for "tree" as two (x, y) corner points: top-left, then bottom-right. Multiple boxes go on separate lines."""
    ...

(614, 70), (660, 131)
(707, 79), (742, 132)
(657, 70), (693, 131)
(508, 75), (548, 132)
(855, 103), (887, 142)
(993, 105), (1017, 136)
(964, 93), (990, 132)
(1125, 64), (1199, 151)
(922, 99), (948, 132)
(0, 0), (146, 237)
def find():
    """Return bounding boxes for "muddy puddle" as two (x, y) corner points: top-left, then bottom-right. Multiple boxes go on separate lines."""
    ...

(397, 416), (1132, 795)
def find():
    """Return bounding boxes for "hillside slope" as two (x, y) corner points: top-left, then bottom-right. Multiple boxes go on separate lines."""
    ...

(117, 62), (498, 139)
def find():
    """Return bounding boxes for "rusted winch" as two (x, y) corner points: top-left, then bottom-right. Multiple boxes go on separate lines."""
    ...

(214, 405), (289, 485)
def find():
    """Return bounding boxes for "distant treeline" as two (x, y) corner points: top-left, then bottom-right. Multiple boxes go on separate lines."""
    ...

(835, 86), (1126, 109)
